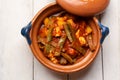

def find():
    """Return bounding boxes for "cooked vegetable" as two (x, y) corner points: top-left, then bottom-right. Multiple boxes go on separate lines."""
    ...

(44, 44), (54, 54)
(47, 26), (54, 42)
(72, 41), (86, 55)
(64, 23), (74, 42)
(38, 36), (47, 45)
(50, 57), (58, 64)
(54, 51), (60, 56)
(48, 53), (58, 64)
(67, 19), (75, 26)
(39, 27), (48, 38)
(78, 36), (87, 46)
(37, 13), (94, 65)
(61, 53), (73, 64)
(67, 47), (76, 56)
(57, 19), (65, 26)
(86, 34), (96, 51)
(44, 18), (49, 26)
(85, 26), (92, 35)
(38, 44), (44, 50)
(60, 57), (67, 65)
(53, 26), (62, 37)
(58, 36), (66, 50)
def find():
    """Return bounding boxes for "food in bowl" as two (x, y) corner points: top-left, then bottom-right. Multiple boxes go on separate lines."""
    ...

(37, 12), (96, 65)
(21, 3), (109, 73)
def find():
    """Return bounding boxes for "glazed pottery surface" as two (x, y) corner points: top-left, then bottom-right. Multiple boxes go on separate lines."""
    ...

(29, 3), (101, 73)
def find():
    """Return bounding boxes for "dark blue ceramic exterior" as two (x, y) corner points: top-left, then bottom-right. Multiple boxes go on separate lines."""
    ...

(21, 22), (32, 45)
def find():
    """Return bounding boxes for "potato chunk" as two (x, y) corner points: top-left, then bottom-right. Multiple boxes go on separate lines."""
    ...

(78, 37), (87, 46)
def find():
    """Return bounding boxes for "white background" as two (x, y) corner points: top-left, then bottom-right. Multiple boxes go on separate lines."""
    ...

(0, 0), (120, 80)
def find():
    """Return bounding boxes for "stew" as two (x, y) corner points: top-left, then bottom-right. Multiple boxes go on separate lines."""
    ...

(37, 12), (95, 65)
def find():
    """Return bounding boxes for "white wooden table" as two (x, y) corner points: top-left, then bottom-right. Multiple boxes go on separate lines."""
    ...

(0, 0), (120, 80)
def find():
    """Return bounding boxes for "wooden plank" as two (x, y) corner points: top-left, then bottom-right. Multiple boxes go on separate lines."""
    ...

(101, 0), (120, 80)
(34, 58), (66, 80)
(70, 50), (103, 80)
(33, 0), (67, 80)
(33, 0), (55, 16)
(0, 0), (33, 80)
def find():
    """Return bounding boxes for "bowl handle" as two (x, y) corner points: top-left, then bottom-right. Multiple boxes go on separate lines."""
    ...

(21, 22), (32, 45)
(98, 22), (109, 44)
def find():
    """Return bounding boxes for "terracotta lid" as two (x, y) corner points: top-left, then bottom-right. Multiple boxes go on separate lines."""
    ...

(56, 0), (110, 16)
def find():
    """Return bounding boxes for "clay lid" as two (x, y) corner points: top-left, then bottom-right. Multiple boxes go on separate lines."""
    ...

(56, 0), (110, 16)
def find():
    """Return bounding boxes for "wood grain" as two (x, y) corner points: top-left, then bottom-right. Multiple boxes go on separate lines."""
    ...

(0, 0), (33, 80)
(101, 0), (120, 80)
(0, 0), (120, 80)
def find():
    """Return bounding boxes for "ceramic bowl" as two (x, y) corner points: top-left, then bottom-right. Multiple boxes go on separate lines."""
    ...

(21, 3), (109, 73)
